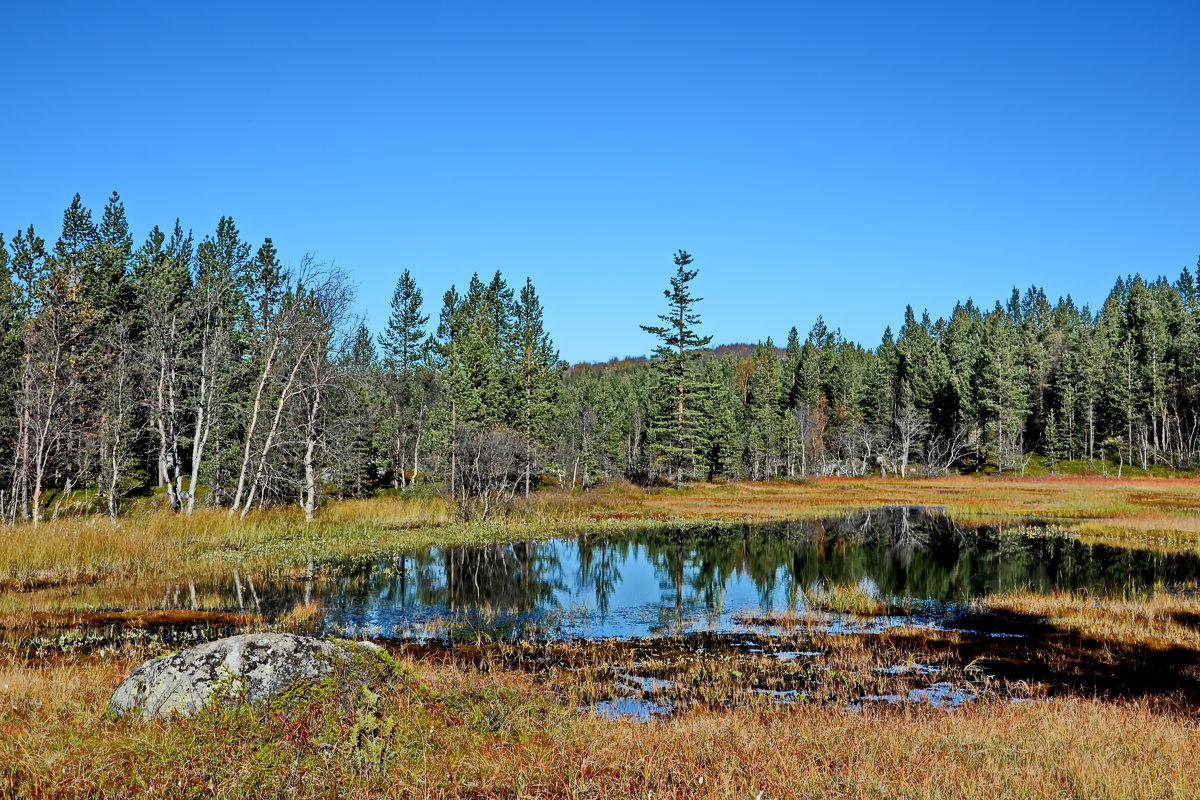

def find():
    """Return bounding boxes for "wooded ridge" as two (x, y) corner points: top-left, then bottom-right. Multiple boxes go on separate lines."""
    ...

(2, 193), (1198, 522)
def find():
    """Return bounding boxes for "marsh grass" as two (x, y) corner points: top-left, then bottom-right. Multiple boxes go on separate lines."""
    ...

(1, 639), (1197, 799)
(4, 475), (1200, 591)
(981, 590), (1200, 649)
(387, 586), (1200, 714)
(0, 609), (261, 631)
(5, 477), (1200, 795)
(402, 629), (990, 713)
(2, 581), (1200, 796)
(733, 586), (913, 627)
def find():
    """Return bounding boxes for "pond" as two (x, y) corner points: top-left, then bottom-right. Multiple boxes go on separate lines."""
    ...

(280, 507), (1198, 640)
(25, 507), (1200, 715)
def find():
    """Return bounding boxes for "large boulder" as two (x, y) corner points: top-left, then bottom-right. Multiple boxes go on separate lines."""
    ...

(109, 633), (384, 719)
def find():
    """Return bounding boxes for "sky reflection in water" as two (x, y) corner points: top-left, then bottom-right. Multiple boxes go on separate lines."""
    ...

(312, 508), (1200, 640)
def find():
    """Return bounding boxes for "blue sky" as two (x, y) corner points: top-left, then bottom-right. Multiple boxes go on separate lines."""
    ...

(2, 1), (1198, 362)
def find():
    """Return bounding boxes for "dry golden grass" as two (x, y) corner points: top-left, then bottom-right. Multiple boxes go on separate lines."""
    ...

(313, 494), (456, 527)
(1, 644), (1197, 799)
(0, 609), (260, 631)
(623, 475), (1200, 527)
(531, 475), (1200, 553)
(984, 590), (1200, 649)
(3, 475), (1200, 590)
(277, 599), (324, 629)
(4, 477), (1200, 796)
(0, 495), (458, 588)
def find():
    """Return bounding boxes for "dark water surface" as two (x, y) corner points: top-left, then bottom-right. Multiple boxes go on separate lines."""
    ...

(299, 508), (1199, 640)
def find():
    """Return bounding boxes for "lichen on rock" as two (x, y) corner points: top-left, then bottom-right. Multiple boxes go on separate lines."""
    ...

(108, 633), (386, 720)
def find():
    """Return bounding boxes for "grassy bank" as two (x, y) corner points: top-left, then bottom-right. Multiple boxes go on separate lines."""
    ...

(2, 642), (1200, 800)
(4, 476), (1200, 797)
(2, 640), (1197, 799)
(4, 475), (1200, 591)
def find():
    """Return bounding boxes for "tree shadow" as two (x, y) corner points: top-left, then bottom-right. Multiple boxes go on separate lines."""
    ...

(904, 609), (1200, 705)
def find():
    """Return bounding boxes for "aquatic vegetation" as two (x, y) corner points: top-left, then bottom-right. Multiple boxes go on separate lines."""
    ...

(2, 639), (1197, 799)
(4, 483), (1200, 797)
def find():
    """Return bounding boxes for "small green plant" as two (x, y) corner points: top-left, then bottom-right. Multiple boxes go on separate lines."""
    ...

(347, 686), (398, 774)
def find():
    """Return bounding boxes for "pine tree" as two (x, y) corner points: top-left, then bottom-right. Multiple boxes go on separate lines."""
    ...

(195, 216), (251, 509)
(1044, 409), (1062, 472)
(93, 191), (134, 320)
(746, 339), (785, 478)
(513, 278), (561, 495)
(640, 251), (713, 485)
(977, 301), (1029, 473)
(381, 269), (429, 376)
(381, 269), (430, 486)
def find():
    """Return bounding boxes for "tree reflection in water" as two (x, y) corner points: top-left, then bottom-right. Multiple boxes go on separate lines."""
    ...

(312, 508), (1200, 640)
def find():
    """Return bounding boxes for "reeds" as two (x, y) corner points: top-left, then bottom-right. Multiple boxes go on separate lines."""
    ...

(4, 475), (1200, 590)
(1, 641), (1196, 799)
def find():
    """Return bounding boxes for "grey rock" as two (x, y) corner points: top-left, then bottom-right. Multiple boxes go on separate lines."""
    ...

(109, 633), (382, 719)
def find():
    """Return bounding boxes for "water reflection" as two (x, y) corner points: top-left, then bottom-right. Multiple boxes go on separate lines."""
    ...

(314, 508), (1200, 640)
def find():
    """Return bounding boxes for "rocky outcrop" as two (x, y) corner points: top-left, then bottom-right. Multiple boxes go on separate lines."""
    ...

(108, 633), (384, 719)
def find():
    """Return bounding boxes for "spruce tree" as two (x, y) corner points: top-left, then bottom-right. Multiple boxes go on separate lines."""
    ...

(434, 287), (470, 495)
(247, 238), (284, 342)
(0, 237), (13, 500)
(513, 278), (561, 495)
(695, 356), (744, 480)
(481, 271), (516, 426)
(381, 269), (430, 486)
(640, 250), (712, 485)
(0, 236), (11, 347)
(194, 216), (251, 508)
(93, 192), (134, 320)
(1044, 409), (1062, 472)
(746, 338), (785, 478)
(133, 222), (193, 509)
(50, 196), (101, 498)
(381, 269), (428, 377)
(977, 301), (1029, 472)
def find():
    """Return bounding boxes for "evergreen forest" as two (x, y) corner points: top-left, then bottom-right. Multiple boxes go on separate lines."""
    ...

(3, 193), (1199, 522)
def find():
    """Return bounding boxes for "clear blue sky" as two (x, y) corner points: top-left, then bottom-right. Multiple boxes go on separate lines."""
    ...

(2, 1), (1197, 362)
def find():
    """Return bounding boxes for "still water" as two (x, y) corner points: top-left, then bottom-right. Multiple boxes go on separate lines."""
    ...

(293, 508), (1199, 640)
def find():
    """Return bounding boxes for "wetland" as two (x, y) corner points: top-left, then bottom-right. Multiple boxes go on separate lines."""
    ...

(5, 480), (1200, 798)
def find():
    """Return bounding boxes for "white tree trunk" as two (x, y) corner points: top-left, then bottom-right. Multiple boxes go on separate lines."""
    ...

(230, 336), (280, 515)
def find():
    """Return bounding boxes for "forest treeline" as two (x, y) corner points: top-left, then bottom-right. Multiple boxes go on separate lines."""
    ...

(2, 194), (1198, 523)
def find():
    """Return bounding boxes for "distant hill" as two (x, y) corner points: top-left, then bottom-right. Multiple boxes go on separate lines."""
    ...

(567, 342), (786, 375)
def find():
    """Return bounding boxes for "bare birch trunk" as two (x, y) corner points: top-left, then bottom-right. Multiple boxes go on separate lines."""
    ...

(230, 337), (280, 515)
(240, 344), (309, 520)
(303, 385), (322, 523)
(187, 317), (220, 514)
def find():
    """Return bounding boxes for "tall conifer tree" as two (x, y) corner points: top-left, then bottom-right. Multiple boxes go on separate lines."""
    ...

(640, 251), (712, 485)
(513, 278), (561, 495)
